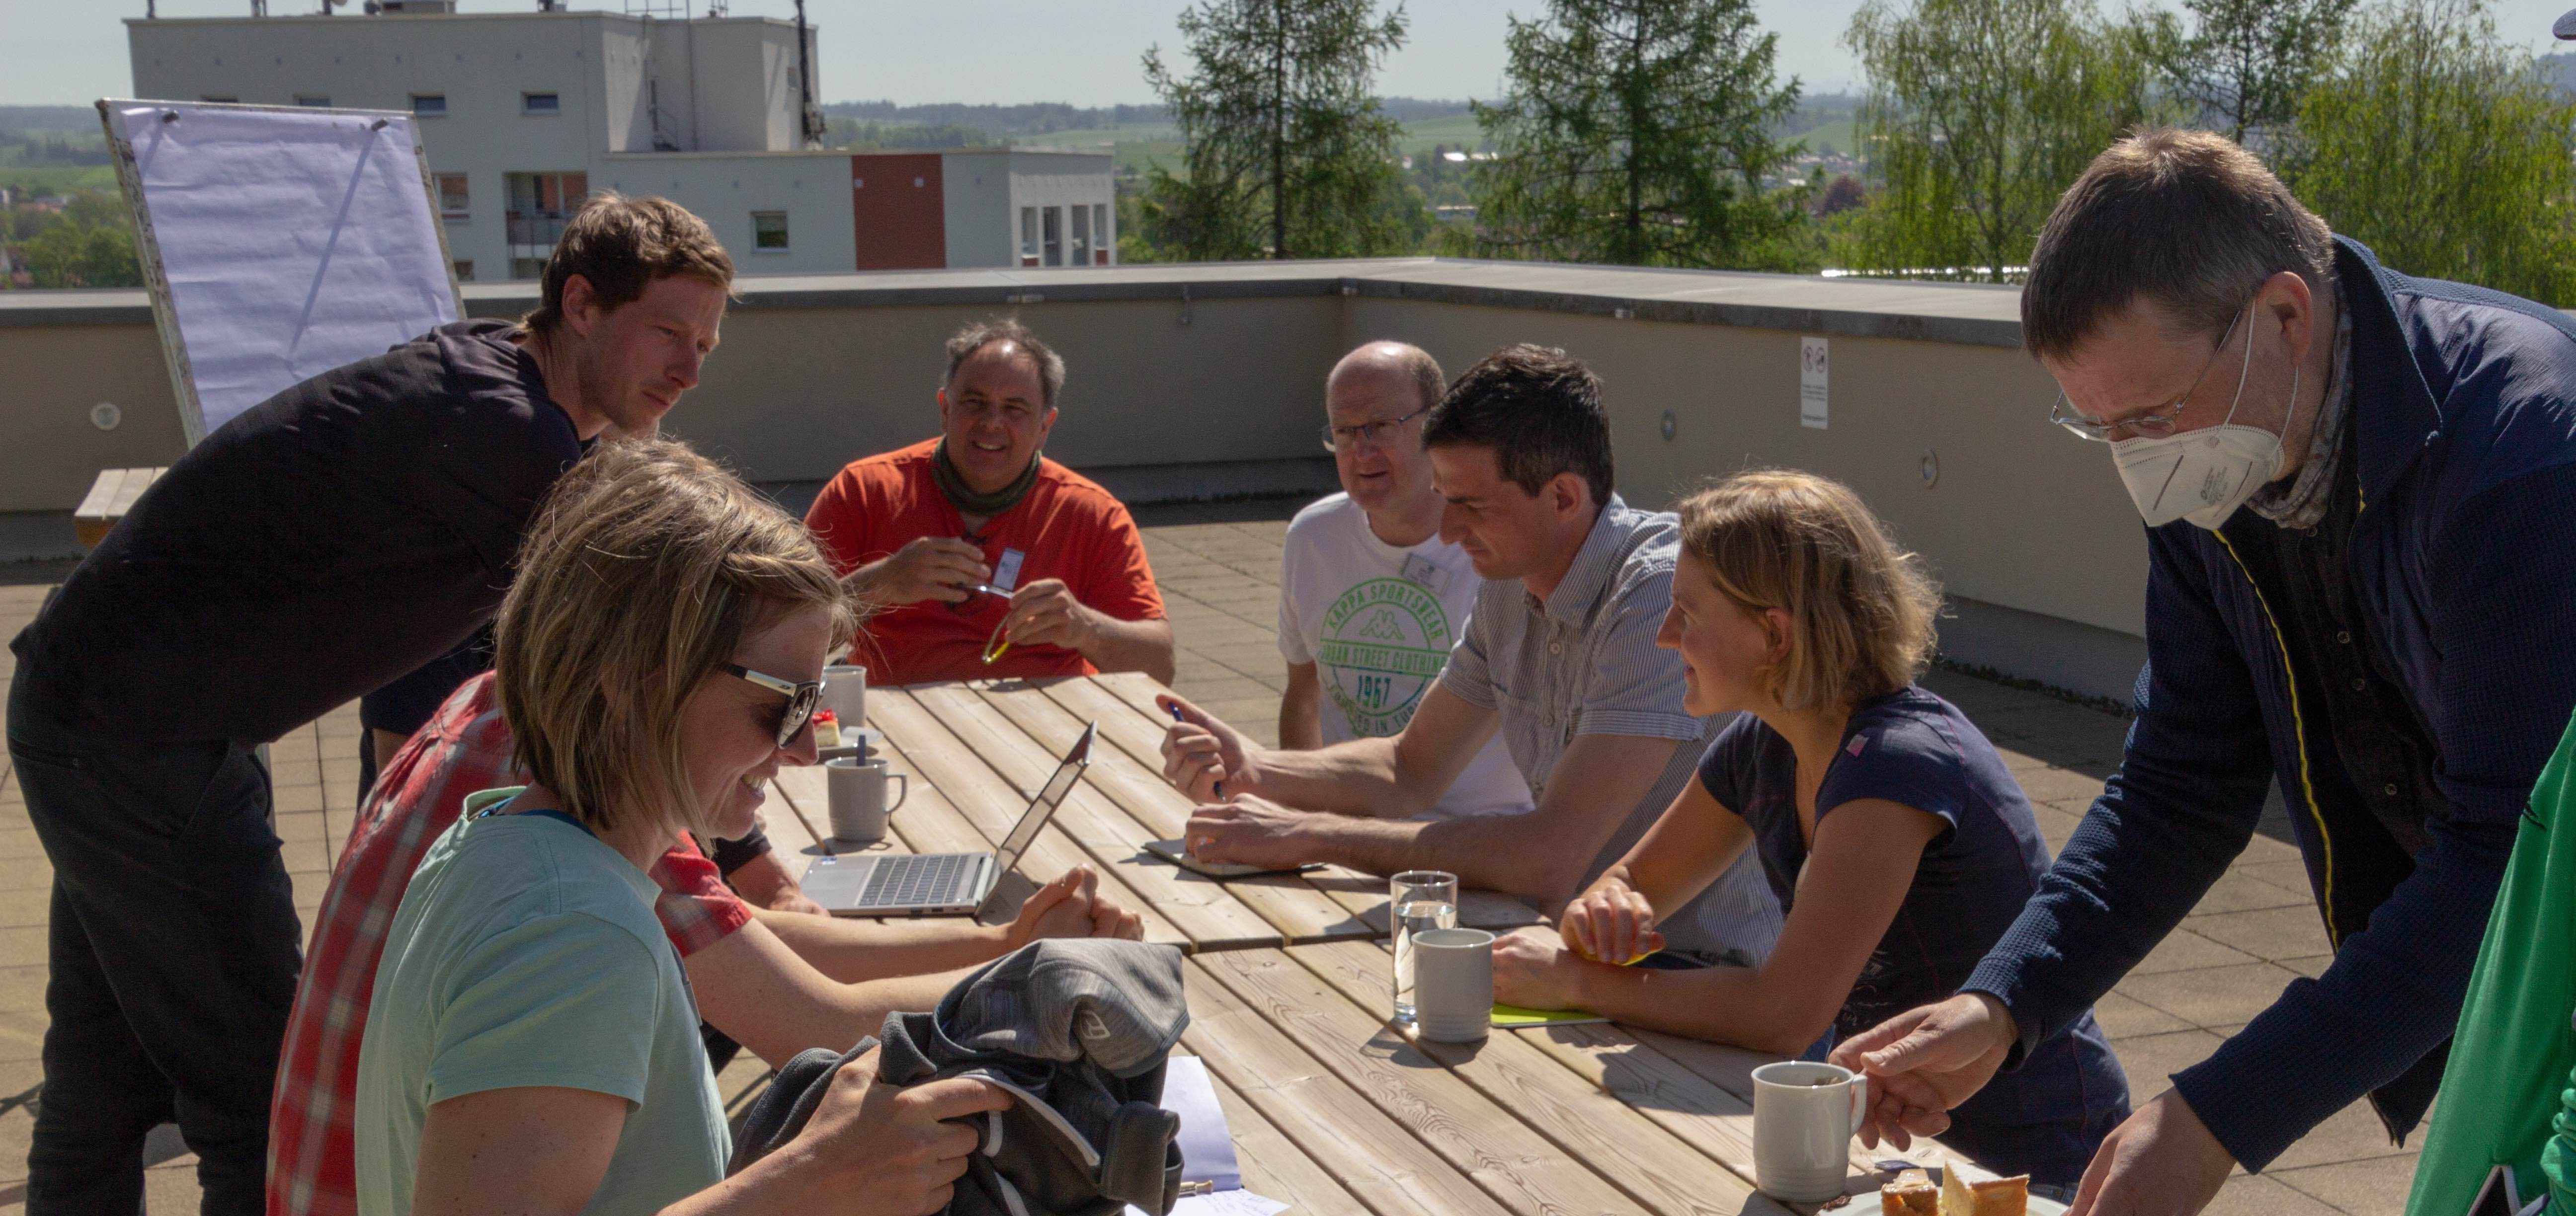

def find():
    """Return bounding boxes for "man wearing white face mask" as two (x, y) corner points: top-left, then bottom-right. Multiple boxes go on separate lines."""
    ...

(1829, 129), (2576, 1216)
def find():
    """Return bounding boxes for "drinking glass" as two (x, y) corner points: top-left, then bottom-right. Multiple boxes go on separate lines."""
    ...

(1390, 870), (1458, 1024)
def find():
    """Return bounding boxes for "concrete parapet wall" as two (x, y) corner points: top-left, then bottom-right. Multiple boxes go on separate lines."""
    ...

(0, 258), (2152, 697)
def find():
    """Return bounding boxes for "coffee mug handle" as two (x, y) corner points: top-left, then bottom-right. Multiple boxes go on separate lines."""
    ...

(887, 774), (908, 814)
(1847, 1074), (1869, 1139)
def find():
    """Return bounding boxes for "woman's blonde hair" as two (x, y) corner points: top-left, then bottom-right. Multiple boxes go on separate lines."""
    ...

(495, 437), (857, 835)
(1674, 470), (1941, 712)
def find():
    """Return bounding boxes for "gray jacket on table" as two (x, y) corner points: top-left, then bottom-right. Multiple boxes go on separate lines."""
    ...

(730, 938), (1191, 1216)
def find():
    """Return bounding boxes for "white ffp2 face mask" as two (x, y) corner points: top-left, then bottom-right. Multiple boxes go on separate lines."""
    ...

(2106, 311), (2293, 530)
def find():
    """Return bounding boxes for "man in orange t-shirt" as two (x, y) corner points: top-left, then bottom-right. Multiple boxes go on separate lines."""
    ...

(805, 318), (1175, 686)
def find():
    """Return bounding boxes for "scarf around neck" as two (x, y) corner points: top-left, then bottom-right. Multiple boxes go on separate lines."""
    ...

(932, 438), (1043, 519)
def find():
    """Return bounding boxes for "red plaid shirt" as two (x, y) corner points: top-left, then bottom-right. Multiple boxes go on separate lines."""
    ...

(264, 672), (754, 1216)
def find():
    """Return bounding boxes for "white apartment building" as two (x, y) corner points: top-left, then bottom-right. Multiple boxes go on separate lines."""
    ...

(125, 2), (1116, 280)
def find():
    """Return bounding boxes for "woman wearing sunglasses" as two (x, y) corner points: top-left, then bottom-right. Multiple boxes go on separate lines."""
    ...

(356, 438), (1009, 1216)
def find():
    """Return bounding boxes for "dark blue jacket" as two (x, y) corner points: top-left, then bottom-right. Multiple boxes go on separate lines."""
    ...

(1964, 237), (2576, 1171)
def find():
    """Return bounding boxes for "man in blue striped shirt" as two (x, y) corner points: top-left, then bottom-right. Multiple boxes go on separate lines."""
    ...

(1159, 344), (1782, 964)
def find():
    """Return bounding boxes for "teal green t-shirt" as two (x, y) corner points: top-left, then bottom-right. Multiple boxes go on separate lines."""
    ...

(354, 788), (728, 1216)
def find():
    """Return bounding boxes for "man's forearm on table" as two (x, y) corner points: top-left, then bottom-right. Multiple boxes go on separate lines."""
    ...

(1293, 810), (1586, 906)
(1237, 736), (1425, 818)
(1080, 613), (1175, 686)
(753, 908), (1009, 985)
(2167, 813), (2515, 1171)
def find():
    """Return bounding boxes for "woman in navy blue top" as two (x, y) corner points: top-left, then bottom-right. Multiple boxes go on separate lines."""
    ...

(1491, 470), (2129, 1189)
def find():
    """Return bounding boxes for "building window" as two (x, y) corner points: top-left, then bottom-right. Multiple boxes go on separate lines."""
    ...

(1020, 207), (1038, 267)
(452, 259), (474, 282)
(1042, 206), (1062, 267)
(434, 173), (470, 221)
(1094, 203), (1110, 264)
(504, 171), (588, 250)
(412, 94), (447, 118)
(1068, 205), (1091, 267)
(295, 94), (330, 107)
(522, 92), (560, 116)
(510, 257), (550, 280)
(752, 211), (790, 253)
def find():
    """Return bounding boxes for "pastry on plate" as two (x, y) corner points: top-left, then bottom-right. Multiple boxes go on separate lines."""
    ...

(1879, 1167), (1938, 1215)
(1938, 1159), (2028, 1216)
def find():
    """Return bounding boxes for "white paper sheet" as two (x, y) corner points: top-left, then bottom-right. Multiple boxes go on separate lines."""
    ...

(1130, 1056), (1292, 1216)
(108, 102), (458, 443)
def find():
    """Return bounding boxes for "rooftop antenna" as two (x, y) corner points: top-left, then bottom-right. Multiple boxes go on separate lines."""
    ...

(795, 0), (824, 147)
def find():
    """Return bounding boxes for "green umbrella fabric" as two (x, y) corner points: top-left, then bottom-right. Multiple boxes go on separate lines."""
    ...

(2407, 712), (2576, 1215)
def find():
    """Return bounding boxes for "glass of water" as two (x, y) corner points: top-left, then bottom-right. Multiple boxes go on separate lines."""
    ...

(1390, 869), (1459, 1025)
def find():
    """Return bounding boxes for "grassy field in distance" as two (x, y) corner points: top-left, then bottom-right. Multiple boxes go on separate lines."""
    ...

(0, 165), (118, 196)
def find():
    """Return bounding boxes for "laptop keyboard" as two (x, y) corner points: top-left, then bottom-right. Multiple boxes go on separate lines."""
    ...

(857, 853), (971, 909)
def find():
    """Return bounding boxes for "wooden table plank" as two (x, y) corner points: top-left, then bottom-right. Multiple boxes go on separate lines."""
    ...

(1039, 674), (1543, 937)
(1294, 939), (1942, 1205)
(868, 686), (1250, 952)
(1189, 949), (1664, 1216)
(972, 680), (1379, 947)
(1178, 960), (1519, 1216)
(1201, 1062), (1375, 1216)
(1276, 940), (1791, 1216)
(901, 684), (1288, 953)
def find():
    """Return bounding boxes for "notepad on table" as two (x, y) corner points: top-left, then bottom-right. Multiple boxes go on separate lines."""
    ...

(1491, 1002), (1610, 1028)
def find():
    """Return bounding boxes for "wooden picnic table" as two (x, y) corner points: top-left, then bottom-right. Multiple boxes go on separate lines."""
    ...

(758, 670), (1971, 1211)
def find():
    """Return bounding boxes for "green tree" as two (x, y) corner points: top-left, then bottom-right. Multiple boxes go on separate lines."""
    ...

(2281, 0), (2576, 304)
(1841, 0), (2176, 281)
(2175, 0), (2358, 143)
(19, 220), (139, 289)
(1465, 0), (1812, 269)
(1135, 0), (1419, 260)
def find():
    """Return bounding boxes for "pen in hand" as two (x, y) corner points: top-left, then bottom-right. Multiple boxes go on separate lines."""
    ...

(1170, 702), (1221, 798)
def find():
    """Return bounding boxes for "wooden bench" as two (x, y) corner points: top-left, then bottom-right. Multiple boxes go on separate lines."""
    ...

(74, 466), (166, 549)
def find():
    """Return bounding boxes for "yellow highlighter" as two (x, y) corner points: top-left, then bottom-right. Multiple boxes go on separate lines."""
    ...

(981, 616), (1011, 665)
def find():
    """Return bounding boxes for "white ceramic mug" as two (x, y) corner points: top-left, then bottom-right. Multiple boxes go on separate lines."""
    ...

(823, 664), (868, 732)
(1409, 927), (1494, 1043)
(1750, 1060), (1867, 1203)
(825, 757), (906, 843)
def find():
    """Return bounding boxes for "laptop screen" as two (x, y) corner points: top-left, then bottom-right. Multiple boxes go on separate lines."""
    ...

(994, 723), (1093, 870)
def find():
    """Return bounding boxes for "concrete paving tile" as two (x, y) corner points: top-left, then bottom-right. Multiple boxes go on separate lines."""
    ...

(271, 785), (326, 815)
(0, 967), (49, 1013)
(2009, 764), (2109, 805)
(2109, 1027), (2227, 1099)
(0, 861), (51, 894)
(2199, 1172), (2347, 1216)
(2264, 1099), (2413, 1172)
(2131, 927), (2264, 976)
(2090, 989), (2194, 1040)
(2271, 1150), (2419, 1216)
(2185, 906), (2333, 963)
(2239, 857), (2318, 894)
(2186, 870), (2317, 916)
(0, 891), (47, 930)
(2277, 954), (2333, 979)
(2114, 962), (2299, 1029)
(0, 835), (38, 863)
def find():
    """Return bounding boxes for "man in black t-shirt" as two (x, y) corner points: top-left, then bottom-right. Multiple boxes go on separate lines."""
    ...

(5, 195), (733, 1216)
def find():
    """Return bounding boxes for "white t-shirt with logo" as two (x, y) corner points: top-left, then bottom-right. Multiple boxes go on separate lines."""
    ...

(1278, 493), (1532, 819)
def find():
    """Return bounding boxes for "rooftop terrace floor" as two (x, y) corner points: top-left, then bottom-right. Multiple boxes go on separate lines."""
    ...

(0, 499), (2408, 1215)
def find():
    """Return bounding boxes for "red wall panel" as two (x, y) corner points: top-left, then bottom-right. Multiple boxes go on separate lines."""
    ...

(849, 153), (946, 270)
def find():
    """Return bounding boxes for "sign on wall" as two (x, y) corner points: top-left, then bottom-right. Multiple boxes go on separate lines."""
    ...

(100, 99), (463, 446)
(1800, 336), (1829, 430)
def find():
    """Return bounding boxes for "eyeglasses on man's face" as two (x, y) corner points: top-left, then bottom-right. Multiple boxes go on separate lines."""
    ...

(721, 663), (821, 749)
(2046, 303), (2251, 443)
(1321, 405), (1430, 453)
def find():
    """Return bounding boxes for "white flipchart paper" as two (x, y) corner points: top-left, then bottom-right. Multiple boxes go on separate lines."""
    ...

(1127, 1057), (1288, 1216)
(108, 102), (458, 443)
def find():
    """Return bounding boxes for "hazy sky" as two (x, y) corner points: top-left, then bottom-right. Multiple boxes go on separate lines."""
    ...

(4, 0), (2575, 108)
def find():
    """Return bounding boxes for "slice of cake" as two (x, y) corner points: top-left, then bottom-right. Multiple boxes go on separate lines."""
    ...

(1938, 1159), (2028, 1216)
(1879, 1168), (1938, 1216)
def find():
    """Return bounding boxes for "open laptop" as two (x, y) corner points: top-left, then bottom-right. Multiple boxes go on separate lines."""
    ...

(801, 722), (1094, 918)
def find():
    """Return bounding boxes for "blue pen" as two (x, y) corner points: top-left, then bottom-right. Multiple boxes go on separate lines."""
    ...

(1169, 702), (1221, 796)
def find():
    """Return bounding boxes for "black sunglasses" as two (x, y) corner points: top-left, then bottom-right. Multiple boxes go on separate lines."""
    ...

(721, 663), (822, 748)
